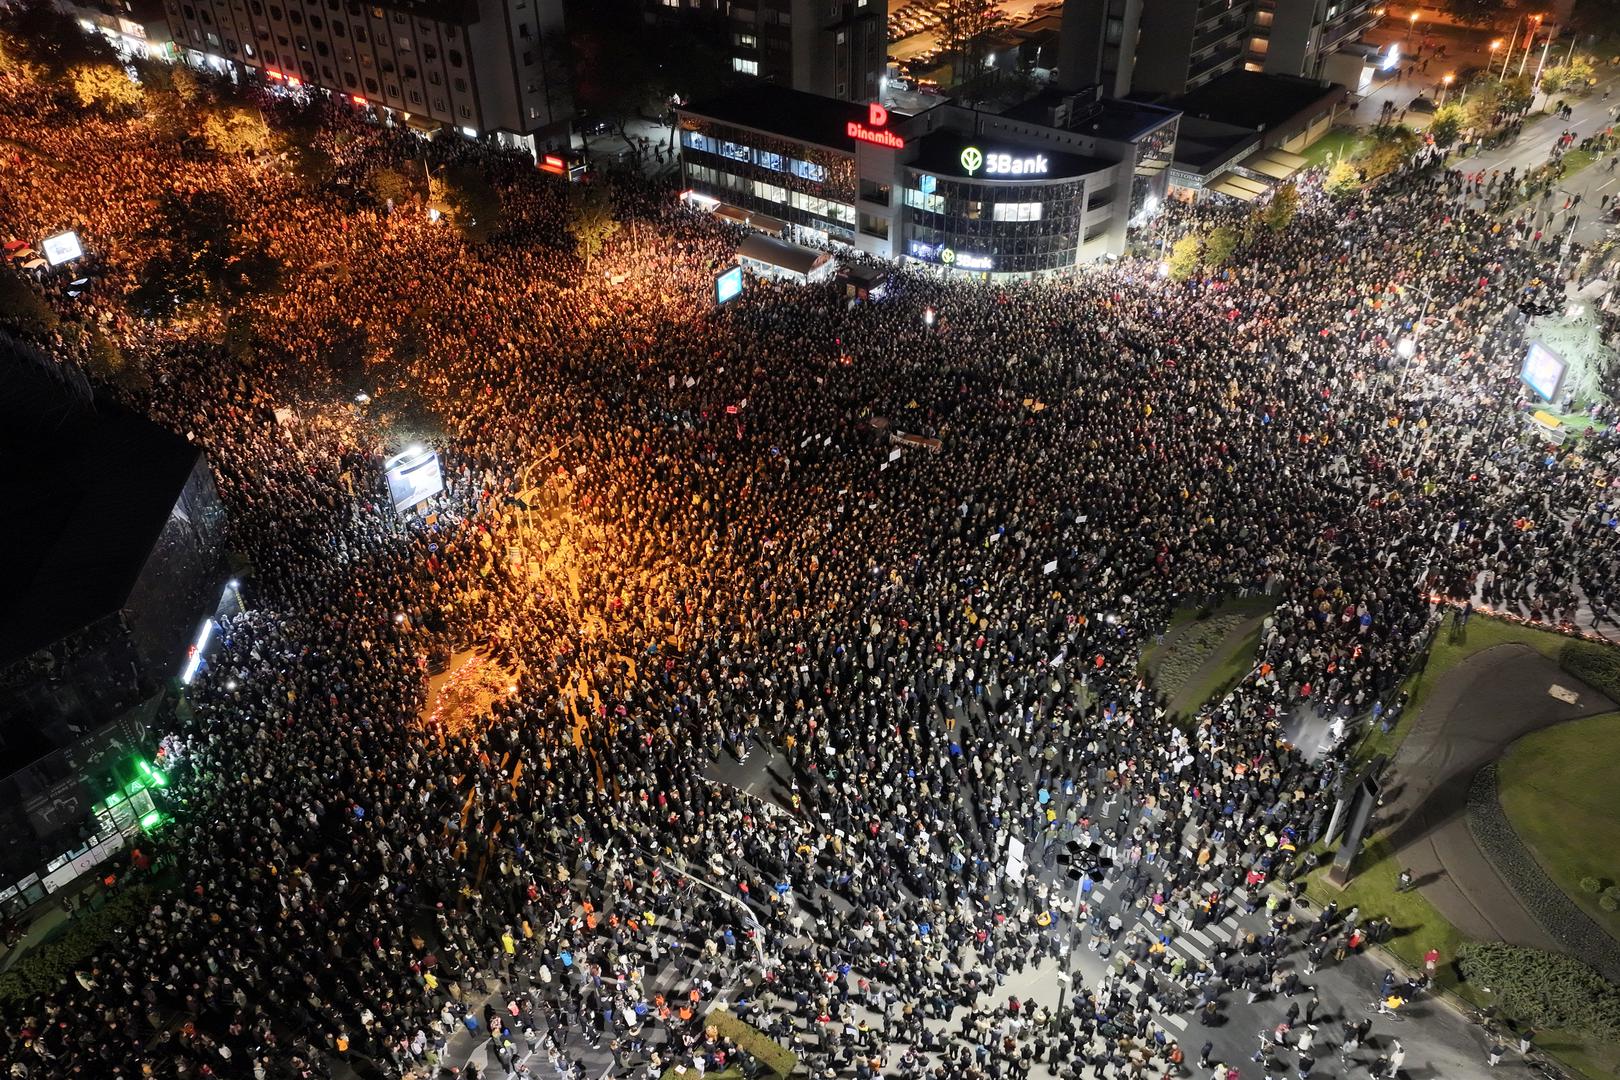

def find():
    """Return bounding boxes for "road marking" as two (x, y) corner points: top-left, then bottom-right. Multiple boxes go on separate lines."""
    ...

(1162, 1013), (1188, 1031)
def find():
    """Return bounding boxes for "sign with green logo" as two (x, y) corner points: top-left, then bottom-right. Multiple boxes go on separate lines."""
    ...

(960, 147), (984, 175)
(940, 248), (956, 264)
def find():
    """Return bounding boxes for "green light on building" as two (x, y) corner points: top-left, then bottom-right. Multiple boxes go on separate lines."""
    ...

(139, 811), (164, 830)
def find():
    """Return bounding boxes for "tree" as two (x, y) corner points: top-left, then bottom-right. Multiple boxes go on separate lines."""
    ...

(0, 264), (60, 337)
(68, 62), (143, 112)
(566, 184), (620, 266)
(1361, 126), (1421, 181)
(367, 165), (417, 209)
(1262, 182), (1300, 233)
(0, 0), (113, 78)
(1427, 104), (1464, 148)
(1447, 0), (1502, 26)
(430, 164), (502, 242)
(937, 0), (1005, 94)
(127, 191), (280, 319)
(1541, 56), (1596, 95)
(200, 106), (276, 156)
(1166, 235), (1202, 282)
(1457, 943), (1620, 1039)
(1202, 226), (1238, 268)
(1325, 159), (1361, 198)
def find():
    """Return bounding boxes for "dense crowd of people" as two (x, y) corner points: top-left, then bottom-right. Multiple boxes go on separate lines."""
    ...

(3, 47), (1619, 1080)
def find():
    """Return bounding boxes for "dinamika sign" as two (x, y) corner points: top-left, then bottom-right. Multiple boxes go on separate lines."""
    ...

(848, 103), (905, 149)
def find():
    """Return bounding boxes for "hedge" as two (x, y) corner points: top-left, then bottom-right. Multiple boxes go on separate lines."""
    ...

(705, 1008), (799, 1079)
(1457, 942), (1620, 1039)
(1560, 640), (1620, 703)
(0, 886), (153, 1005)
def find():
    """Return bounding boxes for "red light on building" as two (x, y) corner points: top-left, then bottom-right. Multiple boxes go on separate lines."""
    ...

(847, 101), (904, 149)
(847, 122), (905, 149)
(351, 94), (368, 106)
(265, 69), (284, 79)
(539, 153), (566, 174)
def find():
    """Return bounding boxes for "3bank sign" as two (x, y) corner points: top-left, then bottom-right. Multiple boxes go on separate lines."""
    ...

(960, 146), (1049, 177)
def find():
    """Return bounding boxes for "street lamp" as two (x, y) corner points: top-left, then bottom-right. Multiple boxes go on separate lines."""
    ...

(1407, 10), (1419, 40)
(1439, 72), (1454, 106)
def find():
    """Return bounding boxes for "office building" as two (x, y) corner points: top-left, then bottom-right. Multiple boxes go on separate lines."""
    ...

(648, 0), (885, 102)
(675, 83), (1178, 277)
(163, 0), (573, 152)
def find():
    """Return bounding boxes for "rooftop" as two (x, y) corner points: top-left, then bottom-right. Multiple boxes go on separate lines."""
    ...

(0, 344), (203, 665)
(1001, 87), (1179, 142)
(1162, 70), (1342, 133)
(680, 84), (891, 153)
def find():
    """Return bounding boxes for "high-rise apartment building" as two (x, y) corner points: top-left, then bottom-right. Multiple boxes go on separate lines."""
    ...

(163, 0), (573, 152)
(648, 0), (885, 102)
(1247, 0), (1380, 79)
(1059, 0), (1251, 98)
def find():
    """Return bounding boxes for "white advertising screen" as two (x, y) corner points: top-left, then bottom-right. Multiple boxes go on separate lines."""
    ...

(715, 266), (744, 305)
(1520, 342), (1566, 402)
(386, 448), (445, 512)
(42, 230), (83, 266)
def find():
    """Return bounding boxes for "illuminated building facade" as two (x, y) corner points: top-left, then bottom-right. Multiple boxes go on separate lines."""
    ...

(676, 84), (1179, 276)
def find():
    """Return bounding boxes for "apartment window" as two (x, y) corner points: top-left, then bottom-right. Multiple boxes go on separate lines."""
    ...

(752, 147), (784, 171)
(321, 63), (333, 78)
(309, 13), (322, 27)
(733, 57), (759, 75)
(836, 30), (845, 44)
(398, 34), (412, 49)
(380, 58), (395, 73)
(287, 8), (301, 24)
(332, 21), (345, 36)
(789, 158), (825, 182)
(248, 0), (262, 11)
(410, 89), (422, 103)
(448, 48), (463, 66)
(363, 75), (378, 91)
(422, 44), (436, 59)
(735, 32), (756, 48)
(428, 71), (441, 85)
(522, 51), (533, 65)
(459, 104), (471, 118)
(992, 202), (1043, 222)
(243, 41), (254, 56)
(402, 64), (417, 79)
(315, 40), (329, 55)
(453, 76), (467, 91)
(354, 26), (366, 42)
(752, 179), (786, 203)
(296, 36), (309, 51)
(343, 71), (357, 87)
(433, 96), (444, 110)
(1254, 10), (1272, 25)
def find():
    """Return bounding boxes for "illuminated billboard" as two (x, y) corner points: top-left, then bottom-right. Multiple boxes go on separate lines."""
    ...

(1520, 341), (1566, 402)
(42, 230), (83, 266)
(715, 266), (744, 305)
(386, 446), (445, 512)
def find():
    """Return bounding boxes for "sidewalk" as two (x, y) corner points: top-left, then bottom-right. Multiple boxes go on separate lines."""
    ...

(1381, 640), (1611, 948)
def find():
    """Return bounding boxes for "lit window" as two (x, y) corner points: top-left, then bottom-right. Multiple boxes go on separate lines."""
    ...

(733, 57), (759, 75)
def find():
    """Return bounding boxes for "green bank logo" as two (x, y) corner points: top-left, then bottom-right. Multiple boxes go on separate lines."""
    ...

(940, 248), (956, 265)
(960, 146), (983, 175)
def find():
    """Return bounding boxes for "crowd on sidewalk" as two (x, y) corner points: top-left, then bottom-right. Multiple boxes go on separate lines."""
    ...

(2, 49), (1618, 1080)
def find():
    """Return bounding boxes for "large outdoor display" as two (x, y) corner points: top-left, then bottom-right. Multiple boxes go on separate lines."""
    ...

(41, 230), (82, 266)
(385, 447), (445, 512)
(1520, 341), (1567, 402)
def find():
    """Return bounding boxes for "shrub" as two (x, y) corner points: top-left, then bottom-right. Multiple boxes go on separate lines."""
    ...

(1457, 942), (1620, 1039)
(0, 885), (153, 1004)
(1581, 876), (1604, 894)
(704, 1008), (798, 1079)
(1560, 640), (1620, 703)
(1601, 892), (1619, 912)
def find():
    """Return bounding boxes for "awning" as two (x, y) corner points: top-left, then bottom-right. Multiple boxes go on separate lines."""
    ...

(1209, 172), (1268, 202)
(737, 233), (831, 279)
(750, 212), (789, 237)
(1242, 147), (1308, 182)
(715, 205), (750, 225)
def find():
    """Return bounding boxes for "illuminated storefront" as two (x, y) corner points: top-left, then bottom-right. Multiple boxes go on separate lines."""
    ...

(677, 85), (1179, 278)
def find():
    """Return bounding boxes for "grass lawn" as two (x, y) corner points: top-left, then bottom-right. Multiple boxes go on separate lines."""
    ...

(1301, 127), (1369, 169)
(1498, 712), (1620, 941)
(1138, 594), (1277, 719)
(1564, 148), (1600, 179)
(1352, 612), (1570, 765)
(1306, 837), (1620, 1079)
